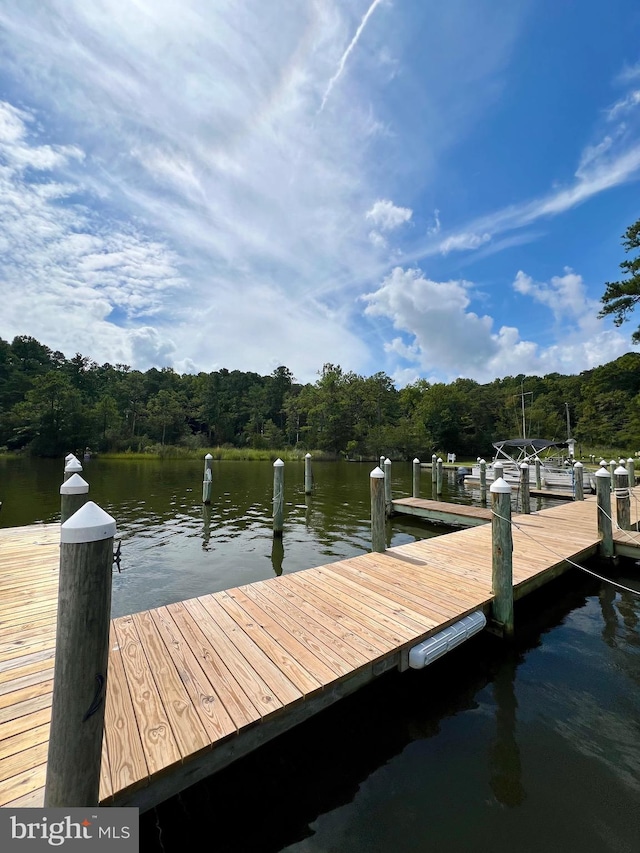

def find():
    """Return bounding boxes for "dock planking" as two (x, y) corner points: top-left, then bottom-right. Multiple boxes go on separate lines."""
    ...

(1, 492), (639, 811)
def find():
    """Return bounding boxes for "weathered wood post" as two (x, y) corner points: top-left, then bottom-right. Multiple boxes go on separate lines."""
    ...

(384, 457), (392, 515)
(494, 461), (504, 482)
(609, 460), (616, 491)
(60, 473), (89, 524)
(519, 463), (530, 514)
(44, 501), (115, 807)
(370, 466), (386, 553)
(436, 457), (443, 495)
(273, 458), (284, 537)
(479, 459), (487, 502)
(202, 453), (213, 504)
(595, 467), (613, 558)
(614, 465), (631, 531)
(64, 457), (83, 482)
(490, 477), (514, 638)
(380, 455), (386, 470)
(304, 453), (313, 495)
(573, 461), (584, 501)
(627, 457), (636, 486)
(412, 458), (420, 498)
(535, 457), (542, 489)
(431, 454), (437, 488)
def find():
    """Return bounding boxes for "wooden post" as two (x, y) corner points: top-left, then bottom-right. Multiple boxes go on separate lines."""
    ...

(609, 460), (616, 491)
(44, 501), (115, 807)
(614, 465), (631, 531)
(60, 473), (89, 524)
(519, 463), (530, 514)
(412, 458), (420, 498)
(304, 453), (313, 495)
(595, 468), (613, 558)
(380, 455), (386, 470)
(573, 461), (584, 500)
(535, 457), (542, 489)
(431, 454), (437, 486)
(436, 457), (443, 495)
(202, 453), (213, 504)
(64, 457), (83, 482)
(479, 459), (487, 503)
(627, 457), (636, 486)
(273, 458), (284, 537)
(490, 478), (514, 638)
(370, 467), (386, 553)
(384, 457), (392, 515)
(494, 461), (504, 482)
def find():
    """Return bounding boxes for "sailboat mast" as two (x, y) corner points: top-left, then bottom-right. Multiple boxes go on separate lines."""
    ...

(521, 381), (526, 440)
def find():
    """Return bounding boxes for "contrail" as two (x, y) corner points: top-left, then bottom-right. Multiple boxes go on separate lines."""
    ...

(318, 0), (385, 113)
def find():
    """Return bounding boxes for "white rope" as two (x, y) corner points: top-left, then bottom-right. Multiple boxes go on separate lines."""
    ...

(596, 503), (640, 545)
(490, 507), (640, 596)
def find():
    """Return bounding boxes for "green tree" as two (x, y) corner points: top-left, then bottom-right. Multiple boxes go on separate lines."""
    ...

(599, 218), (640, 342)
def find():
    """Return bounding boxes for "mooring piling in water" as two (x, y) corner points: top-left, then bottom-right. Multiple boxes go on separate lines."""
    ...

(596, 467), (613, 557)
(614, 465), (631, 531)
(479, 459), (487, 502)
(370, 466), (386, 553)
(384, 457), (392, 515)
(273, 458), (284, 537)
(436, 457), (443, 495)
(60, 473), (89, 524)
(431, 454), (437, 486)
(609, 460), (616, 491)
(490, 477), (514, 638)
(519, 463), (530, 514)
(627, 457), (636, 486)
(63, 457), (83, 482)
(535, 457), (542, 489)
(573, 461), (584, 501)
(304, 453), (313, 495)
(202, 453), (213, 504)
(44, 501), (116, 807)
(412, 458), (421, 498)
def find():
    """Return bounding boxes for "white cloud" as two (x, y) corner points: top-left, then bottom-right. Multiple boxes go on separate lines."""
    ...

(439, 231), (491, 254)
(365, 199), (413, 231)
(512, 267), (597, 324)
(606, 90), (640, 121)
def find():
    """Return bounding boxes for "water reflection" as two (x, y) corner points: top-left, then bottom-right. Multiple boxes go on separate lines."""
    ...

(270, 535), (284, 576)
(489, 652), (525, 808)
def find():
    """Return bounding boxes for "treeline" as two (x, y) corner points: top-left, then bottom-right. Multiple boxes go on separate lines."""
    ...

(1, 335), (640, 458)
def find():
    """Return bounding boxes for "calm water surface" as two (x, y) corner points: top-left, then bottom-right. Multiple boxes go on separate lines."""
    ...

(1, 457), (639, 852)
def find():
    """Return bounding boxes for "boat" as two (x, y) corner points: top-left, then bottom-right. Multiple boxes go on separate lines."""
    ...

(463, 437), (595, 493)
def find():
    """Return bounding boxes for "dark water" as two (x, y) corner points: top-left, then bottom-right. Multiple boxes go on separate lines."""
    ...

(1, 457), (639, 852)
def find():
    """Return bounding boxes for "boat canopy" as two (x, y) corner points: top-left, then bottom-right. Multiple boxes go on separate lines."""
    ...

(493, 438), (569, 451)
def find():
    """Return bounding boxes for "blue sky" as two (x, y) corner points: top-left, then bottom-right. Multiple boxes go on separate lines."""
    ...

(0, 0), (639, 385)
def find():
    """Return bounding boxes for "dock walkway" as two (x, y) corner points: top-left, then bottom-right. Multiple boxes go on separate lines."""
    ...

(1, 495), (638, 811)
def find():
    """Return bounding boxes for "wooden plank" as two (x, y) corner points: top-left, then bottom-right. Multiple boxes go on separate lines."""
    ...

(215, 590), (327, 694)
(0, 722), (49, 760)
(0, 740), (48, 783)
(0, 707), (51, 742)
(131, 611), (210, 760)
(166, 601), (262, 730)
(196, 595), (303, 707)
(0, 678), (53, 712)
(0, 656), (55, 687)
(181, 597), (286, 720)
(113, 615), (183, 778)
(149, 607), (236, 744)
(0, 761), (47, 807)
(0, 689), (52, 724)
(103, 623), (150, 796)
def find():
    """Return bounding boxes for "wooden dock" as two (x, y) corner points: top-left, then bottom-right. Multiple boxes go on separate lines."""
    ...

(391, 497), (492, 527)
(1, 496), (638, 811)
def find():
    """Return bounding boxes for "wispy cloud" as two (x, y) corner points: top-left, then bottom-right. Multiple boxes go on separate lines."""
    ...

(319, 0), (385, 113)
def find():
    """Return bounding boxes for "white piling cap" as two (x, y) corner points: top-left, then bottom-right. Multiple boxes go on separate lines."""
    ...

(204, 453), (213, 459)
(65, 453), (76, 462)
(574, 461), (583, 468)
(628, 457), (634, 463)
(273, 458), (284, 467)
(609, 459), (616, 464)
(413, 457), (420, 463)
(370, 466), (385, 478)
(432, 454), (437, 460)
(437, 457), (442, 462)
(60, 474), (89, 495)
(619, 458), (626, 465)
(490, 476), (511, 493)
(600, 460), (607, 466)
(520, 462), (528, 469)
(595, 468), (610, 479)
(615, 466), (628, 476)
(480, 459), (486, 464)
(384, 457), (391, 465)
(305, 453), (312, 458)
(64, 458), (83, 473)
(60, 501), (116, 543)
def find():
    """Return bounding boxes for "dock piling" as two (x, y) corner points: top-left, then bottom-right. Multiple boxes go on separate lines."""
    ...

(412, 458), (420, 499)
(44, 501), (116, 807)
(614, 465), (631, 531)
(370, 466), (386, 553)
(60, 473), (89, 523)
(519, 463), (530, 514)
(573, 461), (584, 501)
(627, 457), (636, 486)
(384, 457), (392, 515)
(273, 458), (284, 537)
(595, 468), (614, 557)
(436, 457), (443, 495)
(490, 477), (514, 638)
(431, 454), (437, 488)
(63, 457), (83, 482)
(202, 453), (213, 504)
(535, 457), (542, 489)
(304, 453), (313, 495)
(479, 459), (487, 502)
(609, 460), (616, 491)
